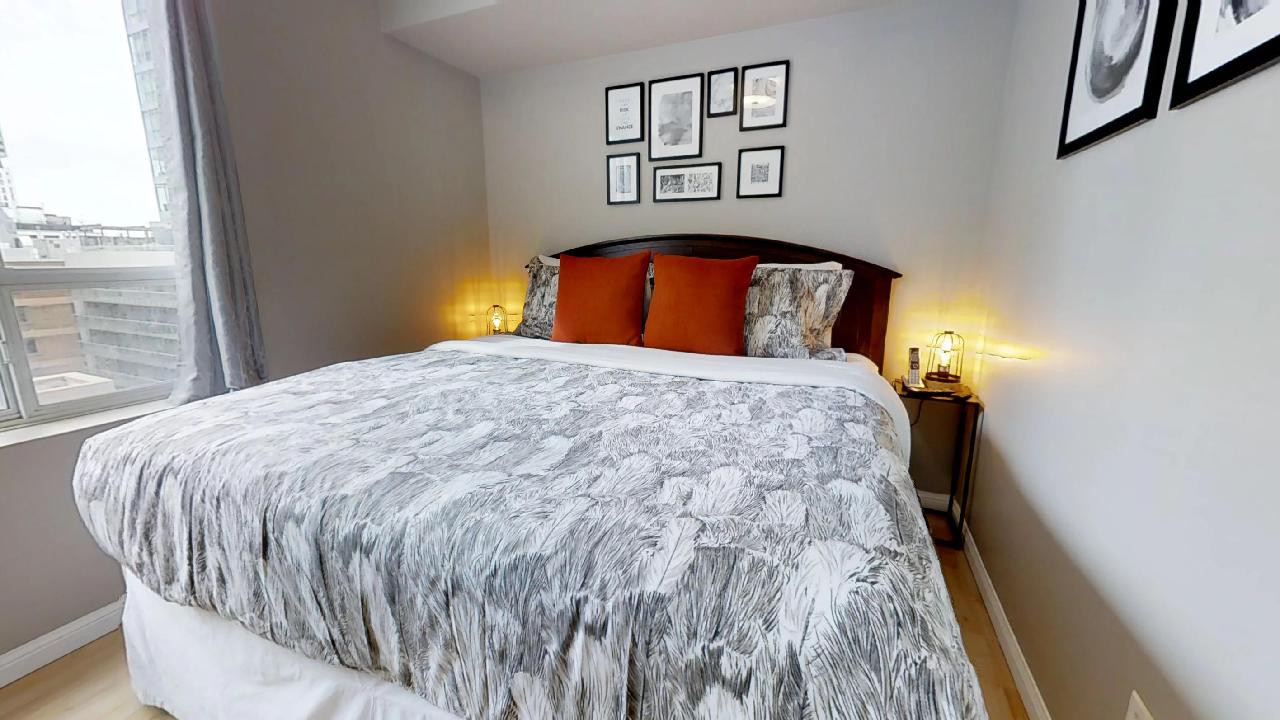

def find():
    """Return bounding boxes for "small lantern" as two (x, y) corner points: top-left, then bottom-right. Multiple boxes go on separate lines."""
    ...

(926, 330), (964, 383)
(485, 304), (509, 335)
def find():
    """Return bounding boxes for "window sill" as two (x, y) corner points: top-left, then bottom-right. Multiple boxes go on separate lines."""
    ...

(0, 399), (175, 450)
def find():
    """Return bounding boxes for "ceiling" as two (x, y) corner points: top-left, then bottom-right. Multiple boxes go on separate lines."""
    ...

(378, 0), (883, 77)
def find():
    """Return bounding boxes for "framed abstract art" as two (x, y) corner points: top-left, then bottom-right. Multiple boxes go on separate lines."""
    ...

(648, 74), (704, 161)
(1171, 0), (1280, 107)
(1057, 1), (1177, 158)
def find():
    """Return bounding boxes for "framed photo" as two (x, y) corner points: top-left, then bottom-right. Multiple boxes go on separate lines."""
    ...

(1057, 1), (1176, 159)
(605, 83), (644, 144)
(740, 60), (789, 131)
(737, 146), (784, 198)
(707, 67), (737, 117)
(648, 74), (703, 161)
(653, 162), (721, 202)
(1171, 0), (1280, 108)
(606, 153), (640, 205)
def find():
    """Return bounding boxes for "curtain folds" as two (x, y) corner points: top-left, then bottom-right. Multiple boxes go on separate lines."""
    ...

(154, 0), (267, 403)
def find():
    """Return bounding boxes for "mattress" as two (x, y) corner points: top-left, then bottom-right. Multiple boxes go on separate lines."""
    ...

(75, 337), (983, 719)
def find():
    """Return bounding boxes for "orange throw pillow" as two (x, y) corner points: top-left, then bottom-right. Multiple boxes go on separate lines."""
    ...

(551, 251), (651, 345)
(643, 254), (759, 355)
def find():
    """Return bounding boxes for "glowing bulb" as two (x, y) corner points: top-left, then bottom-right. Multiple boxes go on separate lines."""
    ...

(490, 310), (502, 330)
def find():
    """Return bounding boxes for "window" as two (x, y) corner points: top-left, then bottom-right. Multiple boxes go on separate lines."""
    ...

(0, 2), (178, 429)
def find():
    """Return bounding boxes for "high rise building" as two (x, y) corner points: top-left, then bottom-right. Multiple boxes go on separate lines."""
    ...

(122, 0), (170, 216)
(0, 122), (17, 245)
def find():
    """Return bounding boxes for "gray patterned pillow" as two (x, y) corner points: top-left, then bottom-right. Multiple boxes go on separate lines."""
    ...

(743, 267), (854, 359)
(513, 257), (558, 339)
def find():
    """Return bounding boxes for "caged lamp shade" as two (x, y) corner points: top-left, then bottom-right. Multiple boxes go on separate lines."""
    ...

(485, 304), (509, 335)
(926, 330), (964, 383)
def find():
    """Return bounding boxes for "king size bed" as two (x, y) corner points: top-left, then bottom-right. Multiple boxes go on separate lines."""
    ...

(73, 235), (986, 719)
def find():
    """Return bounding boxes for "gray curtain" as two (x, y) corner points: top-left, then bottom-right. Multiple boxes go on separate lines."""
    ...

(153, 0), (267, 403)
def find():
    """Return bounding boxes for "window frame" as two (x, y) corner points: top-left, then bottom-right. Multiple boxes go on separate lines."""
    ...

(0, 263), (177, 431)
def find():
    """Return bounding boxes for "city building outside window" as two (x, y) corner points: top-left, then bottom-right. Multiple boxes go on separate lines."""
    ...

(0, 1), (179, 429)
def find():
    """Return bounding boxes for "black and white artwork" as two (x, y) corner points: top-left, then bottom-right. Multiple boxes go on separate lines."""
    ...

(605, 83), (644, 144)
(1172, 0), (1280, 106)
(606, 152), (640, 205)
(707, 67), (737, 117)
(737, 146), (784, 198)
(653, 162), (721, 202)
(740, 60), (789, 131)
(1057, 1), (1176, 158)
(648, 74), (703, 161)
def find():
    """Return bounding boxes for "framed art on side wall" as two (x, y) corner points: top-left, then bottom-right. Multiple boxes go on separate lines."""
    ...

(1057, 0), (1177, 159)
(649, 74), (703, 161)
(653, 162), (721, 202)
(740, 60), (789, 131)
(606, 153), (640, 205)
(606, 83), (644, 144)
(737, 146), (784, 198)
(1172, 0), (1280, 107)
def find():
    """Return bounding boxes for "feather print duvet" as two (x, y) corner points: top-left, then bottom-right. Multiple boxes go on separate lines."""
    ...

(74, 338), (985, 719)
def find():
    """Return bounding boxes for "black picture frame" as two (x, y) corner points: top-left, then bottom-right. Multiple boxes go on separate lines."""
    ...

(1056, 1), (1176, 159)
(648, 73), (704, 161)
(707, 67), (738, 117)
(652, 162), (722, 203)
(1171, 1), (1280, 108)
(605, 82), (644, 145)
(739, 60), (790, 132)
(606, 152), (641, 205)
(736, 146), (785, 199)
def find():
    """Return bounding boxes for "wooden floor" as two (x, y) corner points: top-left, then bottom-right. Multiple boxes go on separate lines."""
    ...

(0, 538), (1028, 720)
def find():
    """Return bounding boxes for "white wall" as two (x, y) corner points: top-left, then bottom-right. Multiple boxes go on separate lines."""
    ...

(481, 0), (1016, 381)
(972, 2), (1280, 718)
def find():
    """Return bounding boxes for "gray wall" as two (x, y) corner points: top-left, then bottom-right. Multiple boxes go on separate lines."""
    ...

(0, 0), (491, 656)
(0, 426), (132, 653)
(971, 2), (1280, 718)
(208, 0), (491, 379)
(481, 0), (1016, 382)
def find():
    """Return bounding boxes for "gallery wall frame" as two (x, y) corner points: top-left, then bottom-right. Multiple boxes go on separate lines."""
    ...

(707, 67), (738, 117)
(740, 60), (790, 131)
(737, 146), (785, 198)
(606, 152), (641, 205)
(605, 82), (645, 145)
(648, 73), (705, 161)
(653, 161), (722, 202)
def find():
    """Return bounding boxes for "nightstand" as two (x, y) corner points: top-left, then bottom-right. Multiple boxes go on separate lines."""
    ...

(893, 380), (984, 550)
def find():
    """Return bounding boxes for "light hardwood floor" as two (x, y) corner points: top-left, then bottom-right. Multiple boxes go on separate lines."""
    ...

(0, 540), (1029, 720)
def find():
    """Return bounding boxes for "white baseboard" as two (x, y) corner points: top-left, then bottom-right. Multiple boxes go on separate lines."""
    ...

(918, 490), (950, 512)
(961, 525), (1053, 720)
(0, 597), (124, 688)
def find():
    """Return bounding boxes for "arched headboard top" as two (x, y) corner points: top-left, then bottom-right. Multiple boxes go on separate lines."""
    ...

(555, 233), (900, 370)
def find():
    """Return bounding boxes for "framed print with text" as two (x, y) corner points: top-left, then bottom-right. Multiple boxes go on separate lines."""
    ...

(606, 82), (644, 145)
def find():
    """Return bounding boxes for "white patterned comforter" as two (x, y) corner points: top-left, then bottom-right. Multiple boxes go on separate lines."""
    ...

(74, 337), (984, 719)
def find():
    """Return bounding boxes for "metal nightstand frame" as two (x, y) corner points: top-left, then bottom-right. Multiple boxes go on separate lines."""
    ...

(897, 382), (985, 550)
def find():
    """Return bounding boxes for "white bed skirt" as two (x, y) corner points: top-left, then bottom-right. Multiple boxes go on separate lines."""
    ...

(121, 571), (462, 720)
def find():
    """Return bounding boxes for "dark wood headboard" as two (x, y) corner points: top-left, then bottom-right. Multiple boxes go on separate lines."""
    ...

(556, 234), (901, 370)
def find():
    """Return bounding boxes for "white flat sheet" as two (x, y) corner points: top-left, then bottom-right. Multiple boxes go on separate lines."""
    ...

(435, 336), (911, 459)
(123, 571), (462, 720)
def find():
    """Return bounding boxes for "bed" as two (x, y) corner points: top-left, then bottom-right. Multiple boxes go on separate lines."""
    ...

(73, 235), (986, 719)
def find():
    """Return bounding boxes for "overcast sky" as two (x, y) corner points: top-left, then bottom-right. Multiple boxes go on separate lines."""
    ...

(0, 0), (159, 225)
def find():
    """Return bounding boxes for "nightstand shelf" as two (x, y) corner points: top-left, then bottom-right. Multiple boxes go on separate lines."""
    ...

(894, 380), (984, 550)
